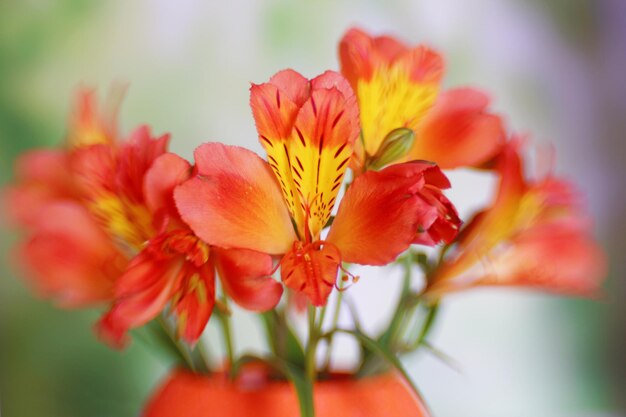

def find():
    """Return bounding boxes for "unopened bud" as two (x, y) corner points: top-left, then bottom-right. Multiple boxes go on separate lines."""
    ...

(369, 127), (415, 170)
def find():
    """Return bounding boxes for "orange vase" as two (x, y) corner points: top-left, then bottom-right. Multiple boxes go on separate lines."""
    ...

(142, 366), (430, 417)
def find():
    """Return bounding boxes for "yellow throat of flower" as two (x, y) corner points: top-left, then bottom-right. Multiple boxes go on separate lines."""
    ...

(357, 67), (439, 157)
(90, 194), (155, 253)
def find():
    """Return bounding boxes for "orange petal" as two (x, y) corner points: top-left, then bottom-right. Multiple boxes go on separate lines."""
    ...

(4, 150), (77, 226)
(66, 86), (123, 148)
(339, 27), (376, 88)
(175, 143), (296, 254)
(395, 45), (444, 84)
(327, 163), (430, 265)
(427, 221), (606, 297)
(338, 27), (408, 88)
(411, 88), (505, 169)
(281, 242), (340, 306)
(352, 51), (442, 157)
(330, 161), (459, 264)
(485, 221), (606, 295)
(268, 69), (310, 107)
(289, 76), (360, 238)
(96, 248), (184, 348)
(214, 247), (283, 311)
(456, 140), (527, 252)
(250, 75), (305, 231)
(16, 201), (126, 308)
(144, 152), (192, 226)
(117, 126), (170, 203)
(69, 143), (117, 200)
(173, 262), (216, 345)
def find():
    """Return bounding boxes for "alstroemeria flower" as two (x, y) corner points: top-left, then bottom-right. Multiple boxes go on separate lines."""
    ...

(97, 153), (282, 347)
(424, 141), (606, 297)
(175, 70), (460, 306)
(3, 89), (128, 306)
(339, 27), (504, 171)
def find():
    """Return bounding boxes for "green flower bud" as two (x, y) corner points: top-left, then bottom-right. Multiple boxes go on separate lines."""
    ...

(368, 127), (415, 170)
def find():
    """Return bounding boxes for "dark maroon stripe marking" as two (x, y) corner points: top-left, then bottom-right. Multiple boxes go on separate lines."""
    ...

(310, 95), (318, 116)
(333, 142), (347, 158)
(260, 135), (272, 147)
(336, 157), (349, 171)
(295, 156), (304, 171)
(331, 110), (344, 128)
(294, 126), (306, 147)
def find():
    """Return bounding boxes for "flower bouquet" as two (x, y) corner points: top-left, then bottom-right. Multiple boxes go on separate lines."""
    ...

(3, 27), (606, 417)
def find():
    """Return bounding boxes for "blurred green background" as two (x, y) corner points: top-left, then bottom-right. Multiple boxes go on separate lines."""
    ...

(1, 1), (624, 416)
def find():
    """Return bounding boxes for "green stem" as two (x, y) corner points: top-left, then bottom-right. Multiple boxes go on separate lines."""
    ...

(305, 303), (318, 382)
(157, 315), (196, 372)
(322, 287), (344, 372)
(405, 301), (440, 352)
(196, 339), (214, 373)
(379, 257), (413, 349)
(217, 297), (236, 379)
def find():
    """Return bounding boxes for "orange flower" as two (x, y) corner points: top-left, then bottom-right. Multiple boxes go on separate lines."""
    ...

(3, 89), (128, 306)
(97, 153), (282, 347)
(339, 27), (504, 171)
(5, 88), (279, 344)
(175, 70), (460, 306)
(424, 141), (606, 297)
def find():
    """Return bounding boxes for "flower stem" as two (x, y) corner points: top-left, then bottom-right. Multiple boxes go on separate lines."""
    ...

(322, 286), (344, 372)
(157, 314), (196, 372)
(217, 296), (236, 379)
(305, 303), (318, 382)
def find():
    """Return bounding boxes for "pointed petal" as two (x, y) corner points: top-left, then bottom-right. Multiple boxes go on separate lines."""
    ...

(66, 87), (121, 148)
(339, 28), (408, 89)
(327, 167), (424, 265)
(96, 251), (183, 348)
(250, 79), (305, 230)
(173, 263), (216, 344)
(411, 88), (505, 169)
(281, 243), (340, 306)
(329, 161), (460, 264)
(175, 143), (296, 254)
(457, 141), (527, 251)
(214, 248), (283, 311)
(485, 222), (606, 295)
(268, 69), (310, 106)
(339, 27), (377, 88)
(117, 126), (170, 203)
(289, 78), (360, 238)
(427, 221), (606, 297)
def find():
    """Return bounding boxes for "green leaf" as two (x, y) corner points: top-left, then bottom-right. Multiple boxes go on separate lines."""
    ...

(421, 341), (462, 374)
(338, 329), (430, 414)
(416, 302), (440, 346)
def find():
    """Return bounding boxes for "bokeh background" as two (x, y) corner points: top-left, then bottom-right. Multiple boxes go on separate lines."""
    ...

(1, 1), (624, 416)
